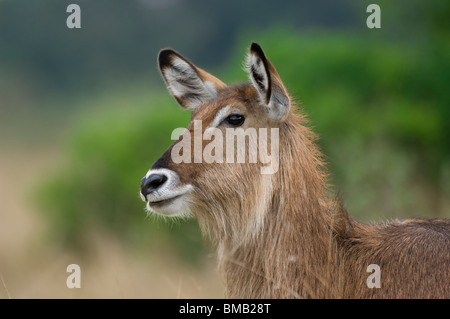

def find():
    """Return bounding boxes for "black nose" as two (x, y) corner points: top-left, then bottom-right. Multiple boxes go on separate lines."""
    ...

(141, 174), (168, 198)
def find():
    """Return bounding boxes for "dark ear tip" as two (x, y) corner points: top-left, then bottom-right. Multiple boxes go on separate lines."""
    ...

(158, 48), (177, 68)
(250, 42), (261, 50)
(250, 42), (265, 58)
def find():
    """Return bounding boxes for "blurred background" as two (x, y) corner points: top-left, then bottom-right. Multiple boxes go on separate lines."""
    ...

(0, 0), (449, 298)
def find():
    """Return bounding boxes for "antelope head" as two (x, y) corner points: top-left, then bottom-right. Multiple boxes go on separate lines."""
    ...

(140, 43), (292, 241)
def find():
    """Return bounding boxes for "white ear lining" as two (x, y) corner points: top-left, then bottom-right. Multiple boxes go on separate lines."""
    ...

(246, 53), (269, 97)
(246, 51), (290, 121)
(163, 57), (217, 110)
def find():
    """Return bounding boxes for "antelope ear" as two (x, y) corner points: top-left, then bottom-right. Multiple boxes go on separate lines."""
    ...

(158, 49), (227, 110)
(246, 42), (290, 121)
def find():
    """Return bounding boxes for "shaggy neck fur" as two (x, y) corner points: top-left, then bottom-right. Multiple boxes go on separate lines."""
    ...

(197, 110), (344, 298)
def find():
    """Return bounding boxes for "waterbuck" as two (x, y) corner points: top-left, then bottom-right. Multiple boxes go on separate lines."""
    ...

(140, 42), (449, 298)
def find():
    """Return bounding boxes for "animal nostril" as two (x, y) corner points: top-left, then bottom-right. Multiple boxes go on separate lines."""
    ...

(141, 173), (168, 196)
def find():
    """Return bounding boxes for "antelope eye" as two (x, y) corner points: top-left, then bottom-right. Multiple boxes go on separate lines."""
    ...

(225, 114), (245, 127)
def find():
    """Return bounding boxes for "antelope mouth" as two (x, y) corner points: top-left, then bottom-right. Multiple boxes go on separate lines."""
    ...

(141, 168), (194, 217)
(145, 191), (192, 217)
(148, 194), (182, 207)
(144, 185), (194, 217)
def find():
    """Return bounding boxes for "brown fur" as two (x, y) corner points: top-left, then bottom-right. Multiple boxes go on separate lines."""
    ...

(153, 47), (450, 299)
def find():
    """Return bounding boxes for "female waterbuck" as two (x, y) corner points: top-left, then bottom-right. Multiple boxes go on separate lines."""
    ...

(140, 43), (449, 298)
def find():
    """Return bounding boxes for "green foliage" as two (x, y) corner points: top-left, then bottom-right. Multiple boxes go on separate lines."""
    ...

(36, 28), (450, 264)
